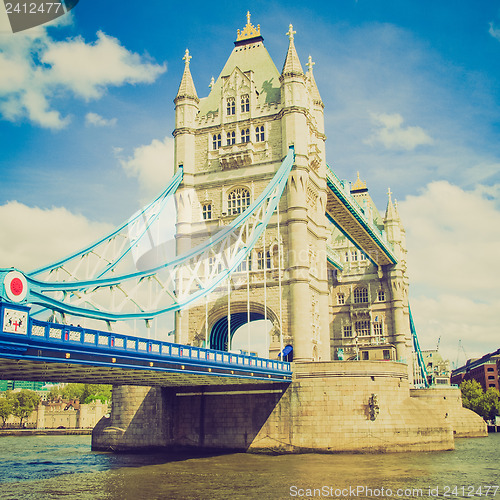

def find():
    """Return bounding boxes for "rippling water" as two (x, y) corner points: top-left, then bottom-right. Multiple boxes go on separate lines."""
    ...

(0, 433), (499, 499)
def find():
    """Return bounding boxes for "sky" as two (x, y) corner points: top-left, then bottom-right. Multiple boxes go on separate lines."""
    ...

(0, 0), (499, 367)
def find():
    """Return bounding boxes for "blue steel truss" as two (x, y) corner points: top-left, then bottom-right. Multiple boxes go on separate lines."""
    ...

(0, 148), (295, 324)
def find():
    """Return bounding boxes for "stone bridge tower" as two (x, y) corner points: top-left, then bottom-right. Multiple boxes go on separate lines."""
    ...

(173, 14), (331, 362)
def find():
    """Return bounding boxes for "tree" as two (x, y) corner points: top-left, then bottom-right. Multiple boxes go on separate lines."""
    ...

(59, 383), (112, 404)
(0, 397), (13, 428)
(460, 380), (500, 422)
(81, 384), (112, 404)
(10, 390), (40, 428)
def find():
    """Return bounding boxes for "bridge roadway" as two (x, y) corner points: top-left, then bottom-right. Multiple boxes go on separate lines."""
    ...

(0, 304), (292, 387)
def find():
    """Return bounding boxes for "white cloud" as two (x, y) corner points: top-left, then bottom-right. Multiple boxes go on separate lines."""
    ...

(364, 112), (433, 151)
(42, 31), (165, 100)
(410, 294), (500, 366)
(0, 201), (113, 272)
(400, 180), (500, 296)
(399, 181), (500, 364)
(489, 22), (500, 42)
(118, 136), (175, 198)
(85, 112), (117, 127)
(0, 27), (166, 128)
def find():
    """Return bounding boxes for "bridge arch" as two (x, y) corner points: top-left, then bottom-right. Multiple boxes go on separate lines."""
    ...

(207, 301), (278, 354)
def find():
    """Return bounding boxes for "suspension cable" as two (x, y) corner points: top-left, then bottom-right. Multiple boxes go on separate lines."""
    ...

(227, 277), (231, 352)
(246, 226), (251, 355)
(263, 225), (268, 356)
(277, 199), (284, 358)
(205, 293), (209, 348)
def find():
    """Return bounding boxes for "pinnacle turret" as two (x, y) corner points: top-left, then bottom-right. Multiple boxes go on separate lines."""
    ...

(175, 49), (199, 103)
(306, 55), (323, 105)
(384, 187), (397, 221)
(281, 24), (304, 78)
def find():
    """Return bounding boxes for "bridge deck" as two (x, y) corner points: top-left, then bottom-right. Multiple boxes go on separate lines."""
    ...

(325, 166), (397, 267)
(0, 305), (292, 387)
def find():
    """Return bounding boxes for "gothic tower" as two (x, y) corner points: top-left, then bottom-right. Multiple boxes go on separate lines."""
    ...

(172, 14), (331, 361)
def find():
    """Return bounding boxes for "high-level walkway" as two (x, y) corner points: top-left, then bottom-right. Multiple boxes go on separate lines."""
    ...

(325, 166), (397, 266)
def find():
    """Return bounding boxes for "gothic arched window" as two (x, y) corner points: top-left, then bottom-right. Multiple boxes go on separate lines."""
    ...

(212, 134), (221, 150)
(255, 125), (265, 142)
(241, 95), (249, 112)
(227, 187), (251, 216)
(226, 97), (235, 115)
(241, 128), (250, 143)
(226, 131), (235, 145)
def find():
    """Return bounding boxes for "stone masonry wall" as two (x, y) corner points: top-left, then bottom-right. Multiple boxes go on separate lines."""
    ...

(410, 387), (487, 438)
(92, 361), (479, 453)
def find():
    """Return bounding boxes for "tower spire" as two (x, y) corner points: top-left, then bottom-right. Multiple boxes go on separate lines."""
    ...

(175, 49), (198, 102)
(281, 24), (304, 77)
(385, 187), (397, 220)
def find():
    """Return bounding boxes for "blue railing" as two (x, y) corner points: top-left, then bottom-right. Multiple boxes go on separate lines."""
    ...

(24, 318), (291, 375)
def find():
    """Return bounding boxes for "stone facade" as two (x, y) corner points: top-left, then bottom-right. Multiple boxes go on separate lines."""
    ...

(173, 17), (331, 362)
(6, 400), (108, 429)
(172, 14), (412, 369)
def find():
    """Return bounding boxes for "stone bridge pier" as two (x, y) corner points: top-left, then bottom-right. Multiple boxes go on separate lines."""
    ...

(92, 361), (486, 453)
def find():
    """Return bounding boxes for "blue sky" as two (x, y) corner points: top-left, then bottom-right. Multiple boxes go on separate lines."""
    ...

(1, 1), (499, 365)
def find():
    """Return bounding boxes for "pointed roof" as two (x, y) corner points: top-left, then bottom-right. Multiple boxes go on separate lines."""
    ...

(384, 187), (397, 221)
(281, 24), (304, 78)
(306, 55), (323, 104)
(199, 15), (281, 115)
(175, 49), (199, 103)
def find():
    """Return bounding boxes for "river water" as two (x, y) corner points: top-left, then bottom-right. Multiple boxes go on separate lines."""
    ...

(0, 433), (498, 499)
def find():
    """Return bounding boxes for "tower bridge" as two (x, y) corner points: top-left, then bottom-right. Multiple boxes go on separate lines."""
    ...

(0, 13), (487, 453)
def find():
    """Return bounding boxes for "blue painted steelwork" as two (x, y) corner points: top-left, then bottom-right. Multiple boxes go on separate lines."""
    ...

(0, 148), (295, 323)
(409, 305), (429, 388)
(29, 167), (184, 278)
(0, 303), (292, 383)
(325, 165), (397, 265)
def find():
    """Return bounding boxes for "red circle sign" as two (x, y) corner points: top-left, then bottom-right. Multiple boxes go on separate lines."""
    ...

(10, 278), (24, 296)
(4, 271), (28, 302)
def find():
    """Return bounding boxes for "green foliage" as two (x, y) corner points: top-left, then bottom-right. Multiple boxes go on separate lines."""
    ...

(48, 383), (112, 404)
(0, 396), (13, 427)
(10, 390), (40, 427)
(461, 379), (500, 421)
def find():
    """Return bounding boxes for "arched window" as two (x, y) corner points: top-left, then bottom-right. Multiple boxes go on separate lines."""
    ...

(241, 94), (249, 112)
(202, 203), (212, 220)
(226, 97), (235, 115)
(255, 125), (265, 142)
(353, 287), (369, 304)
(377, 289), (385, 301)
(227, 187), (251, 216)
(212, 134), (221, 150)
(257, 250), (272, 270)
(226, 131), (235, 145)
(241, 128), (250, 143)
